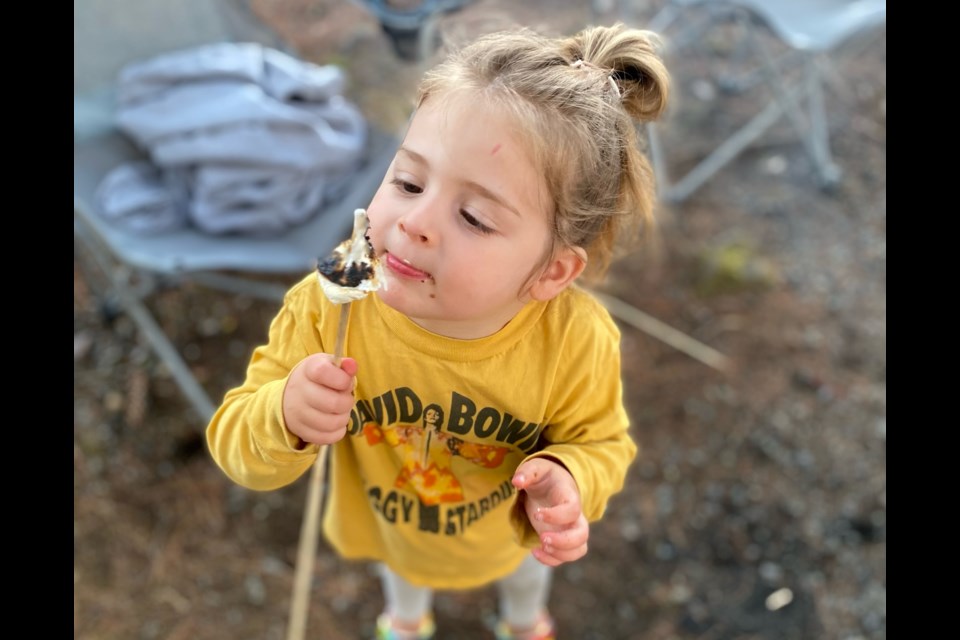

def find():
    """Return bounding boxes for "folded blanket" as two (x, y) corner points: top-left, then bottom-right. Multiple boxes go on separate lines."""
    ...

(97, 42), (368, 236)
(95, 161), (188, 234)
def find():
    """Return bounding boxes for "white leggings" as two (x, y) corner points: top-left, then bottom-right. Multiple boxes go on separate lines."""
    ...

(378, 554), (552, 629)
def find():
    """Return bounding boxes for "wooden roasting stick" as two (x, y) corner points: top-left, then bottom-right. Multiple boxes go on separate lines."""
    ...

(286, 210), (385, 640)
(286, 304), (349, 640)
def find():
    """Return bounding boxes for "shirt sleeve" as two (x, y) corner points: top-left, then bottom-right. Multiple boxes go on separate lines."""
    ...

(510, 301), (638, 546)
(205, 275), (326, 490)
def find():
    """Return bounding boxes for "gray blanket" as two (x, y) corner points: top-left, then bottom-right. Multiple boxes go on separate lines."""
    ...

(97, 42), (367, 236)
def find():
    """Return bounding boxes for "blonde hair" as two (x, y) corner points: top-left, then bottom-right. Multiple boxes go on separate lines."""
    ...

(415, 23), (670, 282)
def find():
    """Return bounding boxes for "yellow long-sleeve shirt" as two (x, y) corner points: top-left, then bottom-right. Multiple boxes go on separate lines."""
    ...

(206, 273), (637, 589)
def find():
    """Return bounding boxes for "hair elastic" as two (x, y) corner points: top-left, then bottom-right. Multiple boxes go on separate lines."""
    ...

(608, 76), (621, 99)
(570, 59), (621, 99)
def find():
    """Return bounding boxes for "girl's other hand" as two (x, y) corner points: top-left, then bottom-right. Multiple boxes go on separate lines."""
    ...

(512, 457), (590, 566)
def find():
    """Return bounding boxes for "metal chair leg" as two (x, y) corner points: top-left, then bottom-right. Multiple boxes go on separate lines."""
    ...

(74, 210), (217, 424)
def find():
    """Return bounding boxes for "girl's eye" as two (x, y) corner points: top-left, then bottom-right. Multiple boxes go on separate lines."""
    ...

(460, 209), (494, 235)
(391, 177), (422, 194)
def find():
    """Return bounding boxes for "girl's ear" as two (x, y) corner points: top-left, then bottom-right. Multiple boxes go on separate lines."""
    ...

(528, 246), (587, 301)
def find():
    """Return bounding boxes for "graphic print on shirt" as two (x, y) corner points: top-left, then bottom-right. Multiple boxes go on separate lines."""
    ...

(348, 387), (545, 535)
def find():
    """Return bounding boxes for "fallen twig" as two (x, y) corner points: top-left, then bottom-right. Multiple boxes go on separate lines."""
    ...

(591, 291), (732, 372)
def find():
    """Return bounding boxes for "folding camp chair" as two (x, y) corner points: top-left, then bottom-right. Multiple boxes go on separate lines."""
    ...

(74, 0), (402, 424)
(644, 0), (886, 202)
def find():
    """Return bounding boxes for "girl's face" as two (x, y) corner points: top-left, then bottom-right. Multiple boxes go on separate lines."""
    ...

(366, 95), (572, 340)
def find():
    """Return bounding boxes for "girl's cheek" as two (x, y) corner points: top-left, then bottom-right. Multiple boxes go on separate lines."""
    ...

(367, 229), (384, 253)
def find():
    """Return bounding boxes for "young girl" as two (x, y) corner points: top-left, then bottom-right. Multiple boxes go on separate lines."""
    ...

(206, 22), (669, 640)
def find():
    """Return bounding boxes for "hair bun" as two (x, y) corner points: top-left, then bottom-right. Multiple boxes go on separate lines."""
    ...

(569, 23), (670, 122)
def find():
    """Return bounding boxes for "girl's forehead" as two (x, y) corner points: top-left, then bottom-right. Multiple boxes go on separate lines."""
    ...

(414, 92), (537, 160)
(422, 89), (522, 130)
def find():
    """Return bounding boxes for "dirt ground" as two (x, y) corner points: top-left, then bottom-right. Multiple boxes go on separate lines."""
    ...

(74, 1), (886, 638)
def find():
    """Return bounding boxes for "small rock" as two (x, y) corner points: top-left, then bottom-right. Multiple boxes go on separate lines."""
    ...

(245, 574), (266, 605)
(759, 561), (783, 584)
(655, 541), (676, 561)
(670, 583), (692, 604)
(620, 518), (642, 542)
(765, 587), (794, 611)
(74, 331), (94, 360)
(261, 555), (289, 576)
(763, 154), (789, 175)
(103, 390), (124, 412)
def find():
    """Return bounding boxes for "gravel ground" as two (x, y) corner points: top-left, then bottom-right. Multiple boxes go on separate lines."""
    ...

(74, 2), (886, 638)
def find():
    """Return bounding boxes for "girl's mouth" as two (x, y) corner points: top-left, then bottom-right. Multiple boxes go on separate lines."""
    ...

(385, 253), (433, 281)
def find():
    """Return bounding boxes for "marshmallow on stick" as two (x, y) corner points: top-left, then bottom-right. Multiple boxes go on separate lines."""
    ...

(316, 208), (386, 304)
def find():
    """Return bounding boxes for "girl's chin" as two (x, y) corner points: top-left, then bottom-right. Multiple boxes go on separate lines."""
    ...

(376, 283), (435, 309)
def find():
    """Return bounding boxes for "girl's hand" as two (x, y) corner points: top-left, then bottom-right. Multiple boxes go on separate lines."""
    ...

(282, 355), (357, 446)
(512, 457), (589, 566)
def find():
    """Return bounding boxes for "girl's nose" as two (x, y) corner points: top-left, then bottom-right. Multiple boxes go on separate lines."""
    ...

(398, 207), (433, 245)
